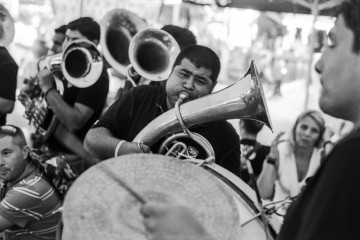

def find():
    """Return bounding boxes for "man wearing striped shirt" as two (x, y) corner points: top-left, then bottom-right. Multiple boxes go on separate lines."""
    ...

(0, 125), (62, 239)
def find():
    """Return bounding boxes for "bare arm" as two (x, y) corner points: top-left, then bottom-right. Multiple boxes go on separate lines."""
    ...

(45, 90), (93, 131)
(38, 69), (93, 132)
(84, 127), (150, 160)
(257, 159), (278, 199)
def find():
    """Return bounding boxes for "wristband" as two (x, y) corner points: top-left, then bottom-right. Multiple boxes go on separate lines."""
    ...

(323, 140), (334, 148)
(44, 87), (55, 98)
(114, 140), (126, 157)
(266, 155), (276, 165)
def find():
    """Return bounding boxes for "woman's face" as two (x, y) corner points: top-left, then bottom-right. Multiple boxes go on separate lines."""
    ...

(295, 116), (322, 148)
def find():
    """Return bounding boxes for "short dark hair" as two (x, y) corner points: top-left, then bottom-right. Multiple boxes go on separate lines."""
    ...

(337, 0), (360, 53)
(55, 24), (67, 35)
(0, 125), (27, 148)
(67, 17), (100, 43)
(240, 119), (264, 135)
(161, 25), (197, 50)
(172, 45), (220, 85)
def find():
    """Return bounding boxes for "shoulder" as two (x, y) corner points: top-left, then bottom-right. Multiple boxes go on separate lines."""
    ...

(0, 48), (17, 67)
(18, 171), (57, 195)
(133, 85), (163, 95)
(131, 85), (165, 102)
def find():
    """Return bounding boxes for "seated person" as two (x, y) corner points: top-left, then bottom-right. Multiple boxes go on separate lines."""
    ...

(0, 125), (62, 239)
(84, 45), (241, 176)
(257, 110), (328, 214)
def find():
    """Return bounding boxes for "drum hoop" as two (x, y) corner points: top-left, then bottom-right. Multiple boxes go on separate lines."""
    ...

(186, 159), (282, 237)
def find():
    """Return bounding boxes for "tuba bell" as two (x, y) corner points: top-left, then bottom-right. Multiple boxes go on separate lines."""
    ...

(100, 9), (147, 77)
(0, 4), (15, 46)
(133, 60), (272, 159)
(128, 28), (180, 81)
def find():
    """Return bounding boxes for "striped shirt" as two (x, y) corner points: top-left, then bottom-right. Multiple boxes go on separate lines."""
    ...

(0, 168), (62, 240)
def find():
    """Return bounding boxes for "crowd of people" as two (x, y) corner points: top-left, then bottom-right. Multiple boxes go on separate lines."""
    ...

(0, 0), (360, 239)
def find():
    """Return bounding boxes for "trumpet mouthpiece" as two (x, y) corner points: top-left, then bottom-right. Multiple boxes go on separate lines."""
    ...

(179, 92), (188, 101)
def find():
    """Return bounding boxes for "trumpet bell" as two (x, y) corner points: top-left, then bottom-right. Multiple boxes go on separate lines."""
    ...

(100, 9), (147, 76)
(62, 39), (103, 88)
(129, 28), (180, 81)
(0, 4), (15, 46)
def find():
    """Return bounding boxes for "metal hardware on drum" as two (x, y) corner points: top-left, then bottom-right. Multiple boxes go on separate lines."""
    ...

(263, 196), (297, 217)
(99, 164), (146, 204)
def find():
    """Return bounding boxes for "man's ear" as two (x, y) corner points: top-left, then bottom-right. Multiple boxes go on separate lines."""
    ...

(211, 81), (218, 92)
(22, 146), (30, 160)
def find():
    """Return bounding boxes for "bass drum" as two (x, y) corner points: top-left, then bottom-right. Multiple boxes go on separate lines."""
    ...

(62, 154), (281, 240)
(186, 159), (282, 240)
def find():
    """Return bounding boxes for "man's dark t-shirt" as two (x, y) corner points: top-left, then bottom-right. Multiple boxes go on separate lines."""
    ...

(47, 69), (109, 153)
(93, 85), (241, 176)
(0, 47), (18, 125)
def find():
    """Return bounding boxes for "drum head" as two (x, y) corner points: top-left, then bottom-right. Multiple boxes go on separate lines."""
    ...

(62, 154), (241, 240)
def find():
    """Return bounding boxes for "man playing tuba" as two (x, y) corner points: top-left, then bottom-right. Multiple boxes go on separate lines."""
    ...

(84, 45), (241, 177)
(19, 17), (109, 195)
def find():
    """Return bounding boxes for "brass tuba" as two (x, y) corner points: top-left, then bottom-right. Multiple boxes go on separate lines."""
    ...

(128, 28), (180, 81)
(100, 9), (147, 77)
(133, 60), (272, 159)
(0, 3), (15, 46)
(20, 39), (103, 145)
(42, 39), (103, 88)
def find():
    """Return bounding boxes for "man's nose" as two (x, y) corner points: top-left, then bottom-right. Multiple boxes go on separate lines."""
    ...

(183, 77), (195, 90)
(0, 157), (5, 166)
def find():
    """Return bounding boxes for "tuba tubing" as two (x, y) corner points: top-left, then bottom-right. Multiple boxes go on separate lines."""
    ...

(133, 60), (272, 147)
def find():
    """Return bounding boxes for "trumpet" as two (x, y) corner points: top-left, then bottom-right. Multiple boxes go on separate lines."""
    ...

(40, 39), (103, 88)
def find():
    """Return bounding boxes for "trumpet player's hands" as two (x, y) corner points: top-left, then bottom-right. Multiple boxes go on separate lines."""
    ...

(116, 141), (151, 156)
(140, 203), (215, 240)
(37, 68), (55, 93)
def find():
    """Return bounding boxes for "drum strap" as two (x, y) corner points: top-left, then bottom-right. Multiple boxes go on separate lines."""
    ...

(244, 145), (272, 240)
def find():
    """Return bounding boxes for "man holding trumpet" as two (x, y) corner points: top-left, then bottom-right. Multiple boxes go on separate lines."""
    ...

(84, 44), (241, 177)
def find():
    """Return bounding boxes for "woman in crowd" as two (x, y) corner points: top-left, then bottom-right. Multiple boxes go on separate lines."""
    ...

(257, 110), (331, 213)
